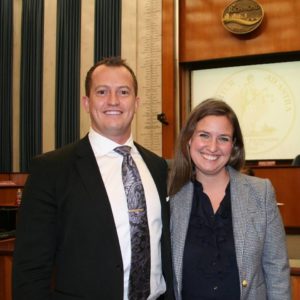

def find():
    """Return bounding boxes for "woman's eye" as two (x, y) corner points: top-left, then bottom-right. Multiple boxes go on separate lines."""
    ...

(199, 133), (210, 139)
(218, 136), (231, 143)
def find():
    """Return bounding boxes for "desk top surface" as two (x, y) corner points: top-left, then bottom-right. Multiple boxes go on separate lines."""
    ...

(0, 237), (15, 255)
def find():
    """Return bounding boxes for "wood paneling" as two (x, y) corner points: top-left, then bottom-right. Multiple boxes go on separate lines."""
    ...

(0, 173), (28, 207)
(162, 0), (176, 158)
(292, 275), (300, 300)
(179, 0), (300, 62)
(0, 174), (28, 300)
(0, 173), (28, 185)
(291, 263), (300, 300)
(0, 174), (9, 181)
(252, 166), (300, 228)
(0, 238), (14, 300)
(0, 188), (20, 206)
(162, 0), (300, 154)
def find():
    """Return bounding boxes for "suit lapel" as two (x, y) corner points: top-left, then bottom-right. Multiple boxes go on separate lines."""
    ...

(170, 182), (194, 296)
(228, 167), (249, 271)
(74, 136), (121, 255)
(135, 143), (167, 199)
(75, 136), (109, 207)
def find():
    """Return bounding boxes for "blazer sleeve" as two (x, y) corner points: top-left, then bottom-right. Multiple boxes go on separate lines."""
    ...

(262, 180), (291, 300)
(13, 155), (59, 300)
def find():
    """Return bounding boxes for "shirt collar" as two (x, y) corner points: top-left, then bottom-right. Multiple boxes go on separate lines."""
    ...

(88, 127), (136, 157)
(193, 180), (231, 218)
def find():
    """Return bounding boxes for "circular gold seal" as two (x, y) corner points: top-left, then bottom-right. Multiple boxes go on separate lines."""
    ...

(222, 0), (264, 34)
(216, 68), (295, 159)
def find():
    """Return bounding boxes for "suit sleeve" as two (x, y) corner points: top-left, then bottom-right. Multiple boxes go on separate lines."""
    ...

(13, 156), (57, 300)
(262, 180), (291, 300)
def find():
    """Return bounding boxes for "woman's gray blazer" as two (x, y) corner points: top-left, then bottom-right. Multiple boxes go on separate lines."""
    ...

(170, 166), (291, 300)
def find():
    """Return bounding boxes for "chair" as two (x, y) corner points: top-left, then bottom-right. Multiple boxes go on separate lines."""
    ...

(292, 155), (300, 166)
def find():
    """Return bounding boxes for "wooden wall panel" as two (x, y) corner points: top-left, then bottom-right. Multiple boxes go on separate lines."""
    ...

(252, 166), (300, 228)
(0, 239), (14, 300)
(179, 0), (300, 62)
(162, 0), (176, 158)
(162, 0), (300, 156)
(291, 274), (300, 300)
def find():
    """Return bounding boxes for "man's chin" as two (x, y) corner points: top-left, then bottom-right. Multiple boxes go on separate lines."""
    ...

(102, 127), (131, 143)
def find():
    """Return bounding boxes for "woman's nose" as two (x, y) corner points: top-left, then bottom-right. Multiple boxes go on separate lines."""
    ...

(207, 138), (218, 151)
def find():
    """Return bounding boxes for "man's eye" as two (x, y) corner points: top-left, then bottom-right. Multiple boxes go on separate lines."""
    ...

(96, 89), (108, 95)
(118, 89), (130, 96)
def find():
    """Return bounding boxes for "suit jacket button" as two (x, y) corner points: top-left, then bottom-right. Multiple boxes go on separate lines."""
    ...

(242, 280), (248, 287)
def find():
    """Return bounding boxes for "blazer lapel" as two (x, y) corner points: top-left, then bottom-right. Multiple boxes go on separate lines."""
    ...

(74, 136), (121, 256)
(134, 143), (167, 199)
(228, 167), (249, 272)
(170, 182), (194, 297)
(75, 136), (109, 207)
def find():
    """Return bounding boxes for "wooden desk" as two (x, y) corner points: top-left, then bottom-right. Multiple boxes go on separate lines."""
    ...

(0, 238), (15, 300)
(251, 166), (300, 228)
(0, 173), (28, 207)
(0, 173), (28, 300)
(290, 259), (300, 300)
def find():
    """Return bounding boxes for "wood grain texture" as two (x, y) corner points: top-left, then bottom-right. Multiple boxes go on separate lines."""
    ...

(252, 166), (300, 228)
(162, 0), (176, 158)
(179, 0), (300, 62)
(0, 239), (14, 300)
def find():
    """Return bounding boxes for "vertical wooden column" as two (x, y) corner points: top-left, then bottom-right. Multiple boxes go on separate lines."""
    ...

(162, 0), (176, 158)
(0, 239), (15, 300)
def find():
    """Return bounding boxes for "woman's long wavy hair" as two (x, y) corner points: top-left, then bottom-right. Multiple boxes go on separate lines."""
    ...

(168, 98), (245, 196)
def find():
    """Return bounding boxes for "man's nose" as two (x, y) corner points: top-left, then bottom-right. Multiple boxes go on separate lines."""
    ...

(108, 92), (120, 105)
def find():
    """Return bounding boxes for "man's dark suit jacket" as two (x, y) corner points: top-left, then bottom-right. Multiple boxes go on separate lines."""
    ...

(13, 136), (174, 300)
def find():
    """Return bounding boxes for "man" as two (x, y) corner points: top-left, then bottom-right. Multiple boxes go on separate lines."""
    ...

(13, 57), (174, 300)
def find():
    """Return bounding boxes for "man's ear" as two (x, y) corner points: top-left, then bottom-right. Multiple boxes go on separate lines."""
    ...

(135, 96), (140, 112)
(82, 96), (90, 113)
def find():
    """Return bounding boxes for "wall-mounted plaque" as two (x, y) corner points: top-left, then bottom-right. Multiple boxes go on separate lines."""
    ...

(222, 0), (264, 35)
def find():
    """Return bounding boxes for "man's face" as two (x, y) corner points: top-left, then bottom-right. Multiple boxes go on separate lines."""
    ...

(82, 65), (140, 144)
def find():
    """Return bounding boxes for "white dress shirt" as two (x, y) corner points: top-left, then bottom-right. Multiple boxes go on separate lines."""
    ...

(88, 128), (166, 300)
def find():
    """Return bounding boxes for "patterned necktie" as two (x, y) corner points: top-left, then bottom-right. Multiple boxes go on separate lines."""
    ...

(114, 146), (151, 300)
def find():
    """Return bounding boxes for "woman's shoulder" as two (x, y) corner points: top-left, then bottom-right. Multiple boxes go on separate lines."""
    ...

(170, 181), (193, 200)
(228, 166), (272, 190)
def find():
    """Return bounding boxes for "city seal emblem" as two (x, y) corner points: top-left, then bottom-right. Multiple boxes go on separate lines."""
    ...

(222, 0), (264, 34)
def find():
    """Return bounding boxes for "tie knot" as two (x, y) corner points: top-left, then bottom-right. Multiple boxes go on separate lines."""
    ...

(114, 145), (132, 157)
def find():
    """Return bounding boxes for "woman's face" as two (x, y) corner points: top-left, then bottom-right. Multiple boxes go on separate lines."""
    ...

(189, 115), (234, 180)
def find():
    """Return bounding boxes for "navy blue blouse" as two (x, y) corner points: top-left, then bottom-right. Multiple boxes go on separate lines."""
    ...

(182, 180), (240, 300)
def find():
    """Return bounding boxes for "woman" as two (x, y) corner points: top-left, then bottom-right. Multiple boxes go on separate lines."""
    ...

(168, 99), (290, 300)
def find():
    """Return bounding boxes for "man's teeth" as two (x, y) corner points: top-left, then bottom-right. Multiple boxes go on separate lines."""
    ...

(105, 111), (121, 115)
